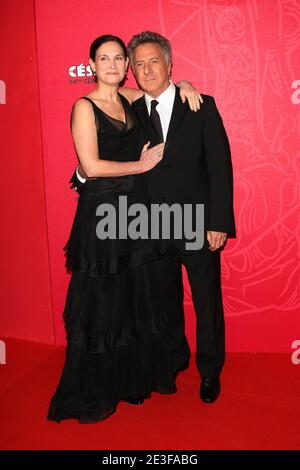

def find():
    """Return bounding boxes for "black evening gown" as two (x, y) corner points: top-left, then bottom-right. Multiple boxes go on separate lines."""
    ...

(47, 95), (181, 424)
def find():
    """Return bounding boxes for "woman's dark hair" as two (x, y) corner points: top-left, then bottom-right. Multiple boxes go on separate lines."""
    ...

(89, 35), (127, 61)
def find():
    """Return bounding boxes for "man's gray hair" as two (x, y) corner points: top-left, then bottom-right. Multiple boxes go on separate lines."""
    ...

(127, 31), (172, 66)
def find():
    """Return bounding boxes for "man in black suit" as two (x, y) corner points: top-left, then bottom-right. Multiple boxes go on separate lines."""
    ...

(127, 31), (235, 403)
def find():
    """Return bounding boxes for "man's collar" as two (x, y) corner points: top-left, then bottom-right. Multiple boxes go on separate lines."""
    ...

(144, 81), (176, 112)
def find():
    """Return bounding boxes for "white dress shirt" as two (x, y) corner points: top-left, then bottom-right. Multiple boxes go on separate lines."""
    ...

(144, 81), (176, 142)
(76, 81), (176, 183)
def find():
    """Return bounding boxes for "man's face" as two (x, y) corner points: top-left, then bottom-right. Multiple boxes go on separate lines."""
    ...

(132, 42), (171, 97)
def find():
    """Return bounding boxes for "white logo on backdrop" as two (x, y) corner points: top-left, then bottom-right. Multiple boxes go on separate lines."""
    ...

(68, 64), (94, 85)
(0, 80), (6, 104)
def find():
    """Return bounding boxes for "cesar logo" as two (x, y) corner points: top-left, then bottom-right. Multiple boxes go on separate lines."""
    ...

(68, 64), (93, 78)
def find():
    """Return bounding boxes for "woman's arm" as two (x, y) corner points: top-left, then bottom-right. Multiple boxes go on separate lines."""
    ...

(71, 99), (163, 178)
(119, 81), (203, 111)
(118, 87), (143, 104)
(177, 80), (203, 111)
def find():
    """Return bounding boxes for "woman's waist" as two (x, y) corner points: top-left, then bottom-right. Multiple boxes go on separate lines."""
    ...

(82, 175), (136, 195)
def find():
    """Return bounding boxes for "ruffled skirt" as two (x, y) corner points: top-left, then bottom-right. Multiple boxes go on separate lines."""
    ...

(47, 261), (186, 424)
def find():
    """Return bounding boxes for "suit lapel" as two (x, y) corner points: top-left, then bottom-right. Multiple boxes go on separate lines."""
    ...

(164, 86), (188, 154)
(133, 97), (157, 144)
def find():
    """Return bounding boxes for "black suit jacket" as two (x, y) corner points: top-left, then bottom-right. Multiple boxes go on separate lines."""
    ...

(132, 87), (236, 241)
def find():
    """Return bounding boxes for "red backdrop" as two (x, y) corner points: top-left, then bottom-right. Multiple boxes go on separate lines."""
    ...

(1, 0), (300, 352)
(0, 0), (54, 344)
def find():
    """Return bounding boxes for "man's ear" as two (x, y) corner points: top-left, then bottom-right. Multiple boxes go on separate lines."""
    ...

(168, 62), (172, 78)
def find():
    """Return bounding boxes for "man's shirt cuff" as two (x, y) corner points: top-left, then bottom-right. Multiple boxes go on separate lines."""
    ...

(76, 166), (86, 183)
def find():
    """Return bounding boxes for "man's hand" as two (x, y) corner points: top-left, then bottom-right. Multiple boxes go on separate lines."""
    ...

(207, 231), (227, 251)
(177, 81), (203, 112)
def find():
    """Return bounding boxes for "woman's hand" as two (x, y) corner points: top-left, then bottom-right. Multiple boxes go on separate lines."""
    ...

(177, 81), (203, 112)
(139, 142), (164, 173)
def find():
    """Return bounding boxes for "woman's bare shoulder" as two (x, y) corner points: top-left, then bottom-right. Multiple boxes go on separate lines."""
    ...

(72, 97), (94, 114)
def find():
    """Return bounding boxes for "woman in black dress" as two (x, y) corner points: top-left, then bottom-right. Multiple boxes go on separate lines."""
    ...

(47, 35), (200, 423)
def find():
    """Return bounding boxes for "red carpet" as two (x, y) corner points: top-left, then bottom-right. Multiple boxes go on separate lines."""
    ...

(0, 338), (299, 450)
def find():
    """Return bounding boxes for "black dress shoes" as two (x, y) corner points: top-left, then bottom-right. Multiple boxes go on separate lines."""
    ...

(200, 377), (221, 403)
(123, 397), (144, 405)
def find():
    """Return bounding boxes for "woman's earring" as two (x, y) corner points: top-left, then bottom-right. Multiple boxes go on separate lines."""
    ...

(93, 70), (96, 76)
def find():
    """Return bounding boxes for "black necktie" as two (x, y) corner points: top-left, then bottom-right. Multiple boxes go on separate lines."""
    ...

(150, 100), (164, 143)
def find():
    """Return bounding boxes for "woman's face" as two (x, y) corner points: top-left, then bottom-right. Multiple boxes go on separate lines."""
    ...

(90, 41), (128, 86)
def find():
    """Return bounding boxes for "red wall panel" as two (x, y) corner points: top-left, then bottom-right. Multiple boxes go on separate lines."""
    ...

(0, 1), (54, 343)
